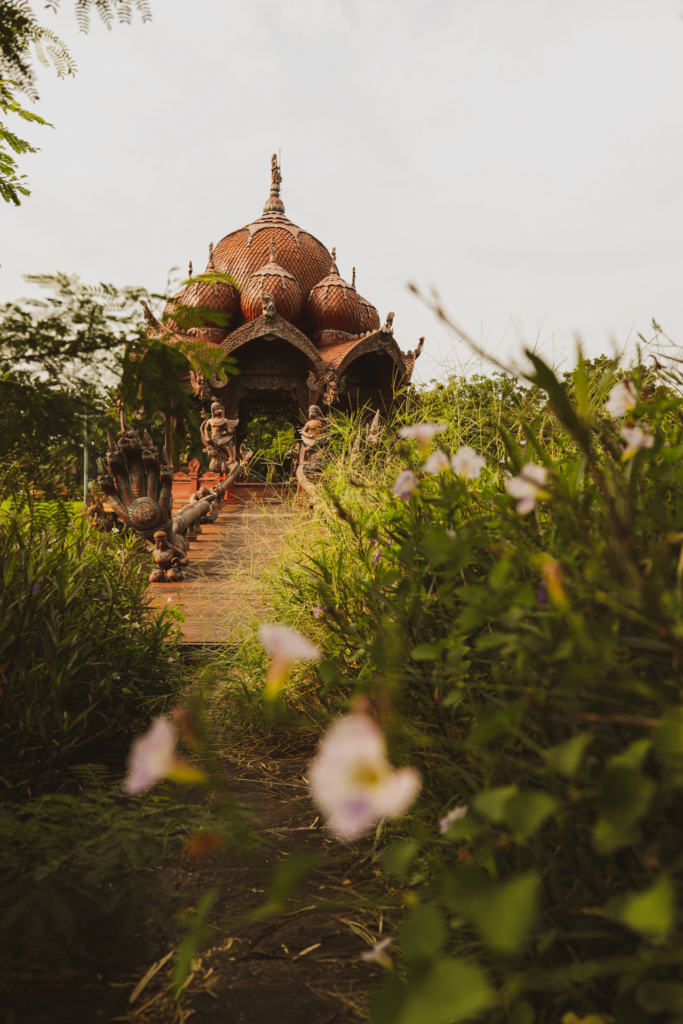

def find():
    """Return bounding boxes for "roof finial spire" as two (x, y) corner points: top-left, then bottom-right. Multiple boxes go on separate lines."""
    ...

(330, 247), (338, 275)
(188, 260), (193, 279)
(208, 242), (215, 270)
(352, 267), (356, 289)
(263, 153), (285, 215)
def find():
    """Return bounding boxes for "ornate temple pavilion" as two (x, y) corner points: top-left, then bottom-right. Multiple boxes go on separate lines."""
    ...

(144, 155), (423, 439)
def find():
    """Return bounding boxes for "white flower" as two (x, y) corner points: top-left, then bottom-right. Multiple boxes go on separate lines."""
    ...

(259, 623), (320, 699)
(621, 425), (654, 459)
(392, 469), (418, 500)
(123, 716), (206, 795)
(423, 450), (450, 474)
(439, 804), (469, 834)
(168, 657), (176, 663)
(450, 446), (487, 479)
(124, 717), (176, 795)
(361, 937), (393, 968)
(606, 379), (638, 417)
(166, 597), (174, 603)
(398, 423), (447, 454)
(308, 713), (421, 841)
(446, 529), (457, 539)
(505, 463), (550, 515)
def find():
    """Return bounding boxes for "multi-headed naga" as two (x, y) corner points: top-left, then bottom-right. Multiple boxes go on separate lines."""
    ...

(97, 413), (243, 580)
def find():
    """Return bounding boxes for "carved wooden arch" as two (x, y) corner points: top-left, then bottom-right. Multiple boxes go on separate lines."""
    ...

(220, 311), (325, 376)
(330, 333), (408, 381)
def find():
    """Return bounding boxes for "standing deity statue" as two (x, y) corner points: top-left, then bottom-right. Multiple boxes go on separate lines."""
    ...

(290, 404), (330, 492)
(201, 401), (239, 474)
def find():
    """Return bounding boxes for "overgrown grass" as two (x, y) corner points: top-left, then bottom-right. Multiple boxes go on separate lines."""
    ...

(211, 352), (683, 1023)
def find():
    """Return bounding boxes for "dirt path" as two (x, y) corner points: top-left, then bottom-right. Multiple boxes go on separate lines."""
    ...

(7, 741), (392, 1024)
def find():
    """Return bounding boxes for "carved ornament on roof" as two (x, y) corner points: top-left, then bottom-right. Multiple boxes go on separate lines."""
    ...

(220, 310), (324, 372)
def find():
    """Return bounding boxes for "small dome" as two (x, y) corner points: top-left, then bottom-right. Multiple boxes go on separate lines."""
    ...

(166, 251), (241, 336)
(352, 267), (380, 333)
(241, 239), (304, 323)
(305, 249), (364, 345)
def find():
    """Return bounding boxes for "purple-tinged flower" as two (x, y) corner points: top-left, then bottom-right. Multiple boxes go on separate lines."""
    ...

(312, 604), (323, 619)
(386, 538), (393, 546)
(537, 580), (548, 605)
(259, 623), (321, 699)
(392, 470), (418, 500)
(361, 937), (393, 968)
(606, 379), (637, 417)
(446, 529), (457, 539)
(620, 425), (654, 460)
(398, 423), (447, 455)
(31, 583), (41, 594)
(505, 463), (550, 514)
(308, 713), (421, 841)
(372, 547), (382, 565)
(423, 450), (450, 474)
(123, 716), (206, 795)
(450, 446), (487, 479)
(439, 804), (468, 834)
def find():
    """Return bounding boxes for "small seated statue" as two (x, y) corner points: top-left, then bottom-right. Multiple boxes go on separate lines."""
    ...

(149, 530), (189, 583)
(201, 401), (239, 473)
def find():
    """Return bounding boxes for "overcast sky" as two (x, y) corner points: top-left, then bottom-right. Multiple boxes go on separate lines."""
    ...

(2, 0), (682, 380)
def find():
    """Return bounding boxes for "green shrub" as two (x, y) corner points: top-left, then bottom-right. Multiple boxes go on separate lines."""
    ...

(278, 353), (683, 1023)
(0, 482), (180, 796)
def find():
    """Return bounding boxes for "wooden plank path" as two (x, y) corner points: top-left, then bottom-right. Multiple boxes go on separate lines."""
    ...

(148, 497), (297, 644)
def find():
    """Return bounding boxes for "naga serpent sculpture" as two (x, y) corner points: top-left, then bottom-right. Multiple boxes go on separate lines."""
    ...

(97, 413), (244, 580)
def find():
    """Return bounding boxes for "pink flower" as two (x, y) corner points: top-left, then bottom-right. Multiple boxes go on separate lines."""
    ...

(312, 604), (323, 619)
(392, 469), (418, 500)
(606, 380), (638, 417)
(259, 623), (320, 699)
(361, 937), (393, 968)
(620, 424), (654, 459)
(308, 714), (421, 841)
(423, 450), (450, 474)
(372, 547), (382, 565)
(505, 463), (550, 514)
(124, 717), (206, 795)
(439, 804), (469, 834)
(398, 423), (447, 455)
(450, 446), (486, 479)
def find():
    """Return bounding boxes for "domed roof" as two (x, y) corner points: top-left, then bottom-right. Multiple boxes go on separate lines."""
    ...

(164, 250), (241, 335)
(305, 249), (364, 344)
(241, 239), (304, 324)
(212, 155), (331, 300)
(352, 267), (380, 333)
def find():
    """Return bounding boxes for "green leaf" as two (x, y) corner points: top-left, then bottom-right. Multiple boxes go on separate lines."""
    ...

(546, 734), (591, 777)
(266, 849), (319, 909)
(411, 643), (444, 661)
(474, 874), (540, 953)
(474, 785), (518, 822)
(593, 767), (655, 854)
(655, 706), (683, 763)
(383, 840), (420, 881)
(399, 904), (447, 960)
(504, 791), (557, 843)
(637, 981), (683, 1015)
(604, 875), (674, 939)
(524, 350), (590, 449)
(370, 957), (495, 1024)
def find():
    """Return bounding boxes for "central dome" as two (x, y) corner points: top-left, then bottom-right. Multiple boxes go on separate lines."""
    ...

(241, 239), (304, 324)
(212, 156), (331, 299)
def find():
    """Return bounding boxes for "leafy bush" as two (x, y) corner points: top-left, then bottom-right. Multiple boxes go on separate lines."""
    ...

(274, 352), (683, 1023)
(0, 478), (180, 796)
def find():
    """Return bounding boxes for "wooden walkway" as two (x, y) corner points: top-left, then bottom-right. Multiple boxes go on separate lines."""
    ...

(148, 497), (296, 644)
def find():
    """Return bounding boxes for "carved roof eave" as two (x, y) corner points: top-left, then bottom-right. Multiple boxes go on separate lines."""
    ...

(321, 328), (409, 380)
(219, 311), (325, 374)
